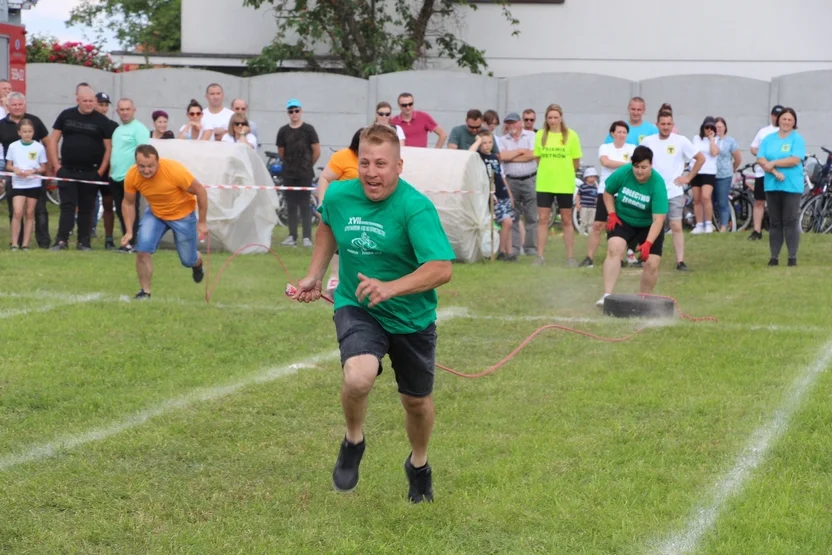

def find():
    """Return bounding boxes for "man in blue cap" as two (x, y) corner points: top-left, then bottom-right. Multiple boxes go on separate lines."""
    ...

(277, 98), (321, 247)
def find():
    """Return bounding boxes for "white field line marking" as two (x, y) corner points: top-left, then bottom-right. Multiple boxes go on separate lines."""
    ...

(0, 307), (463, 472)
(0, 293), (103, 320)
(653, 340), (832, 555)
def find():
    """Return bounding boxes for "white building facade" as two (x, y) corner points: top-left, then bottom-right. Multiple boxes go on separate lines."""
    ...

(180, 0), (832, 80)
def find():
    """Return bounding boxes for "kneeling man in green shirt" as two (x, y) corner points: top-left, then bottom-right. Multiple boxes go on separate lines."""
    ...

(293, 123), (455, 503)
(597, 145), (668, 307)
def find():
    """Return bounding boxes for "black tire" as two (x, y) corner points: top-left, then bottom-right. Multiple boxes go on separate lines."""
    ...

(602, 293), (676, 319)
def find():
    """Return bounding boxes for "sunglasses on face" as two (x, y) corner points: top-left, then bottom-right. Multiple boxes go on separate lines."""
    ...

(524, 118), (535, 122)
(189, 111), (202, 116)
(287, 109), (300, 114)
(234, 122), (248, 126)
(399, 102), (414, 108)
(377, 111), (391, 117)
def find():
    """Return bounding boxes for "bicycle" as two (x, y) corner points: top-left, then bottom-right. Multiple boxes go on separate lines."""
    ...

(265, 150), (320, 228)
(729, 163), (757, 232)
(798, 147), (832, 233)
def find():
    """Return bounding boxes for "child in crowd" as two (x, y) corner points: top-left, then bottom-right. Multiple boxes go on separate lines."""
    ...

(7, 119), (48, 251)
(576, 167), (599, 235)
(471, 129), (516, 261)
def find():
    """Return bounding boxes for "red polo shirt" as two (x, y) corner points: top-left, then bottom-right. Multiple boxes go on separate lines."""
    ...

(391, 110), (438, 148)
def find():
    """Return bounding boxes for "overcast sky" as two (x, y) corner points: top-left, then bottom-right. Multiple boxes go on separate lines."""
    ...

(23, 0), (118, 49)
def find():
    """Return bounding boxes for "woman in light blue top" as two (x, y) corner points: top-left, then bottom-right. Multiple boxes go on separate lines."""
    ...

(714, 117), (741, 232)
(756, 108), (805, 266)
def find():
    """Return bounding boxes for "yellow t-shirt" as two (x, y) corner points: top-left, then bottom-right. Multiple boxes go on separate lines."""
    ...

(327, 148), (359, 180)
(125, 159), (197, 221)
(534, 129), (583, 194)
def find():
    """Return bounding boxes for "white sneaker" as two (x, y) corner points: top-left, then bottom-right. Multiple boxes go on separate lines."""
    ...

(626, 250), (636, 265)
(280, 237), (296, 247)
(691, 223), (705, 235)
(704, 222), (715, 234)
(302, 238), (313, 248)
(596, 294), (610, 307)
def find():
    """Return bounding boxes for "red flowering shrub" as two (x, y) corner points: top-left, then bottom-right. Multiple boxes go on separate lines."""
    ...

(27, 35), (122, 72)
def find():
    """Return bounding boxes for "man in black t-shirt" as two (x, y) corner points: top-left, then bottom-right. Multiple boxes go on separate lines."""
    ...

(0, 92), (52, 248)
(46, 85), (113, 251)
(276, 98), (320, 247)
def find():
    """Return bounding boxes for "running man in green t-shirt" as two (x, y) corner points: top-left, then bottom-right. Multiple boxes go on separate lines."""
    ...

(292, 124), (455, 503)
(597, 145), (668, 307)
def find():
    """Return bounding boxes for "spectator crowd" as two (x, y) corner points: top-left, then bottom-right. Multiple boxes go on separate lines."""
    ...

(1, 82), (809, 289)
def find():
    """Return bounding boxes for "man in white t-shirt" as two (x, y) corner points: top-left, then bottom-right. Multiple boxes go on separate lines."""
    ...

(580, 120), (636, 267)
(641, 111), (705, 271)
(231, 98), (258, 142)
(747, 105), (783, 240)
(200, 83), (235, 142)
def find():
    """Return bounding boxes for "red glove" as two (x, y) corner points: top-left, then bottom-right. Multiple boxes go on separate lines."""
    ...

(606, 212), (623, 232)
(638, 241), (653, 261)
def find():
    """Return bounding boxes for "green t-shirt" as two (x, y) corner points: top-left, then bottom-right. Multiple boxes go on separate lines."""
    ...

(320, 178), (456, 334)
(448, 124), (500, 153)
(110, 119), (151, 181)
(603, 164), (668, 228)
(533, 129), (583, 194)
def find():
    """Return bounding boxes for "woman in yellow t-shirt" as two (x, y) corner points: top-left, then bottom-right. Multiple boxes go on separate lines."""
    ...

(317, 127), (362, 295)
(533, 104), (583, 266)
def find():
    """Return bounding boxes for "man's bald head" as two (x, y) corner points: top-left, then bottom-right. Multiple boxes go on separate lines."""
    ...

(76, 86), (96, 114)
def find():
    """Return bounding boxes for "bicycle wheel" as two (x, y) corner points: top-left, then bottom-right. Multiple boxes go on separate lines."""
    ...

(45, 185), (60, 205)
(818, 195), (832, 234)
(733, 193), (753, 231)
(799, 195), (821, 233)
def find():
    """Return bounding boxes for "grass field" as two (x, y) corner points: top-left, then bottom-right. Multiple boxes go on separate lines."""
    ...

(1, 205), (832, 554)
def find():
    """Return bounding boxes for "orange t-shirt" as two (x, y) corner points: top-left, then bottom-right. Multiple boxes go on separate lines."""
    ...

(327, 148), (359, 180)
(125, 159), (197, 221)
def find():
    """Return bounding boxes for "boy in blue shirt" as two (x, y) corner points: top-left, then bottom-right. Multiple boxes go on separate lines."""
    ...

(471, 129), (516, 261)
(576, 167), (599, 235)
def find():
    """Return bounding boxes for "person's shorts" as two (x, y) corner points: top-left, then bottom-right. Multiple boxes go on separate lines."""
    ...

(135, 208), (199, 267)
(334, 305), (437, 398)
(607, 219), (665, 257)
(691, 173), (716, 187)
(10, 187), (40, 199)
(594, 199), (609, 222)
(494, 197), (514, 223)
(536, 192), (573, 210)
(667, 196), (684, 221)
(754, 176), (766, 201)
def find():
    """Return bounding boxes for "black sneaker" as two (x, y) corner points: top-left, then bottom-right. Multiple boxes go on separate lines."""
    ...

(676, 262), (690, 271)
(332, 437), (365, 492)
(767, 258), (779, 266)
(404, 454), (433, 504)
(117, 245), (134, 254)
(504, 254), (517, 262)
(788, 258), (797, 267)
(50, 241), (68, 251)
(496, 252), (506, 261)
(134, 290), (151, 300)
(578, 256), (594, 268)
(77, 244), (93, 252)
(748, 231), (762, 241)
(105, 239), (116, 250)
(192, 263), (205, 283)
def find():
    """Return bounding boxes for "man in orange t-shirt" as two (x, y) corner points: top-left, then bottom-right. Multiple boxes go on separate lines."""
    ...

(121, 144), (209, 300)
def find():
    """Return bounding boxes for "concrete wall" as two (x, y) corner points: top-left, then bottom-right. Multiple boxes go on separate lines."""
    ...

(25, 64), (832, 172)
(180, 0), (832, 81)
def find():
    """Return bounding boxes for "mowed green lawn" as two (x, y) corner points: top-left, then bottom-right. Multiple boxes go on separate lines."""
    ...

(1, 204), (832, 554)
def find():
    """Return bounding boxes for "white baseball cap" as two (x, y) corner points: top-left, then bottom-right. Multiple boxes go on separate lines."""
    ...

(583, 167), (598, 178)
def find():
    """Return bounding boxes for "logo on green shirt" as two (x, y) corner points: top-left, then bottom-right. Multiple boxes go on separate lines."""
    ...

(351, 232), (378, 252)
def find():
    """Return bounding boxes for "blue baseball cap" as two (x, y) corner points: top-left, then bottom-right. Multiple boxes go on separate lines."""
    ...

(286, 99), (302, 109)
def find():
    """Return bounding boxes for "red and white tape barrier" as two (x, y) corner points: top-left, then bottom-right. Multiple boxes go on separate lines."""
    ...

(0, 171), (486, 194)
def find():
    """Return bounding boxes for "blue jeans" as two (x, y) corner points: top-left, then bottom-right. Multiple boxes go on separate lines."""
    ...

(135, 208), (199, 267)
(714, 177), (732, 228)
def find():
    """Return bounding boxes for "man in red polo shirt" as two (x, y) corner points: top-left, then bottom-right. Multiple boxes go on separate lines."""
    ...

(390, 93), (447, 148)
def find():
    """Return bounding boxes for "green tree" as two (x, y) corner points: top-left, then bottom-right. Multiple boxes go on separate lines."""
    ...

(243, 0), (519, 78)
(67, 0), (182, 52)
